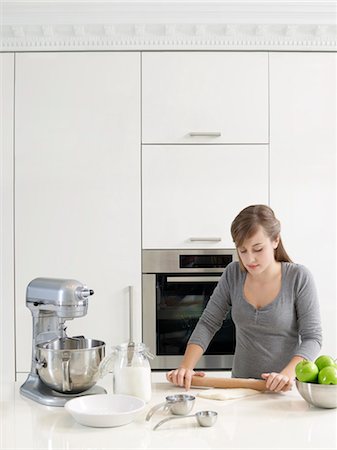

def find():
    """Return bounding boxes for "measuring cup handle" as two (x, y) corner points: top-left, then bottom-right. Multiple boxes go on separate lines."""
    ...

(98, 351), (116, 378)
(145, 401), (167, 421)
(153, 414), (195, 431)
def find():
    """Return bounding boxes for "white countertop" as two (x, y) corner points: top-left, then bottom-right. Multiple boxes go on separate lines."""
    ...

(1, 372), (336, 450)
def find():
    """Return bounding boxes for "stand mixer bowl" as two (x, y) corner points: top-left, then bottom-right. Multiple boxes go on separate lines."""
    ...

(36, 337), (105, 394)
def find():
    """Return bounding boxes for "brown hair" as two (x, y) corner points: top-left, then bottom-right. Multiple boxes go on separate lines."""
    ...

(230, 205), (292, 269)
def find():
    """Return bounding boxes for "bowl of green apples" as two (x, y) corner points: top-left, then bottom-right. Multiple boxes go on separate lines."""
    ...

(295, 355), (337, 409)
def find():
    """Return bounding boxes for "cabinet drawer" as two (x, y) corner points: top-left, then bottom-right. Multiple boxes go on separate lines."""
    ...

(142, 52), (268, 144)
(142, 145), (269, 249)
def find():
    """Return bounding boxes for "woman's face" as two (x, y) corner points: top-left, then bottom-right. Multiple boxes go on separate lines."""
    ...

(237, 226), (279, 275)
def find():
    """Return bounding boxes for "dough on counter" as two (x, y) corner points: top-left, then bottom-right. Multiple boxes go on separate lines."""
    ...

(197, 388), (261, 400)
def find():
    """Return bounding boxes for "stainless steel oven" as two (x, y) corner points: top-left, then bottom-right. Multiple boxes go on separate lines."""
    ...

(142, 249), (238, 370)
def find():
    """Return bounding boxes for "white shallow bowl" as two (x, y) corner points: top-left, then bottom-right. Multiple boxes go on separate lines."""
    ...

(65, 394), (146, 427)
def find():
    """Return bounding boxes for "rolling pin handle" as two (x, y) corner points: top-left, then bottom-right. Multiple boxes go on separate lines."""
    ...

(191, 376), (267, 391)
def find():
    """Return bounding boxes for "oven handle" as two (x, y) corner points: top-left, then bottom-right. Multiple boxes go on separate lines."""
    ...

(166, 276), (221, 283)
(189, 237), (222, 242)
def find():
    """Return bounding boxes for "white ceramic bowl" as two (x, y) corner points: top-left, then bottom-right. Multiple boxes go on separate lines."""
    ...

(65, 394), (146, 427)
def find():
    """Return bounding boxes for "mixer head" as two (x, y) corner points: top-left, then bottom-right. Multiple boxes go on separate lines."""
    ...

(26, 277), (94, 319)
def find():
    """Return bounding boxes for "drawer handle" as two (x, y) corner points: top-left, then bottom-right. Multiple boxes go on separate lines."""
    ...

(189, 237), (222, 242)
(189, 132), (221, 137)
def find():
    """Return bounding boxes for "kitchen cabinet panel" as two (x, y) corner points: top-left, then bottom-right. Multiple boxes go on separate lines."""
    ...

(142, 52), (268, 144)
(269, 52), (336, 355)
(15, 52), (141, 372)
(0, 53), (15, 381)
(142, 145), (269, 249)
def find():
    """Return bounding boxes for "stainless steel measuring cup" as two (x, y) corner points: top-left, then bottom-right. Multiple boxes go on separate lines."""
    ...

(146, 394), (195, 421)
(153, 410), (218, 430)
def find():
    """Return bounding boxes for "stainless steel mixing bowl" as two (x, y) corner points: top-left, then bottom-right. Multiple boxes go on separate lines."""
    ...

(36, 337), (105, 394)
(296, 379), (337, 409)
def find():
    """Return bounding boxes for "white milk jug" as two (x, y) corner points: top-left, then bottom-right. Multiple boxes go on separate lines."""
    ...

(112, 343), (153, 402)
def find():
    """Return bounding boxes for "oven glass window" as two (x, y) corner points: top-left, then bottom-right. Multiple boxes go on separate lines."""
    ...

(156, 274), (236, 356)
(180, 254), (233, 269)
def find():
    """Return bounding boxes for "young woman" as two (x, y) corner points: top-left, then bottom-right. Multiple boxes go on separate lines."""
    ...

(166, 205), (322, 392)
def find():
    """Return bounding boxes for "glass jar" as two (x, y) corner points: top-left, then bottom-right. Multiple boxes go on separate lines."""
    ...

(113, 343), (152, 402)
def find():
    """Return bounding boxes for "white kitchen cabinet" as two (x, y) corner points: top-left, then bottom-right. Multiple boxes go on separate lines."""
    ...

(15, 52), (141, 372)
(142, 52), (268, 144)
(142, 145), (269, 249)
(269, 52), (336, 355)
(0, 53), (15, 382)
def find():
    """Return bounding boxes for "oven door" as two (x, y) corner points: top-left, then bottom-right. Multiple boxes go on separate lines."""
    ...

(143, 273), (235, 370)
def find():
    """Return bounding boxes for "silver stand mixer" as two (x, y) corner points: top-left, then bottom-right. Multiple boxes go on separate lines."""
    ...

(20, 278), (106, 406)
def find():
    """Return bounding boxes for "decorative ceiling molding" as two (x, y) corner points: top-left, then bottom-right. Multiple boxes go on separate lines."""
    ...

(1, 1), (336, 51)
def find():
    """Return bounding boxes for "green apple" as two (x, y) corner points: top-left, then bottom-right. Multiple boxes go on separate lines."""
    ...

(318, 366), (337, 385)
(315, 355), (336, 371)
(295, 360), (319, 383)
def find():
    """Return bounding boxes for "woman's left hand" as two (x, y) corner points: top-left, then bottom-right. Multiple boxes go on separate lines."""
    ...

(261, 372), (294, 392)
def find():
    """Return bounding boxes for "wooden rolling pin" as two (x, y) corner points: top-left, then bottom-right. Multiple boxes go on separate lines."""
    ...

(191, 376), (267, 391)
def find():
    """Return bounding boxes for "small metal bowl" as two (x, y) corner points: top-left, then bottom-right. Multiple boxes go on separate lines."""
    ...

(146, 394), (195, 421)
(195, 410), (218, 427)
(167, 394), (196, 415)
(296, 379), (337, 409)
(153, 410), (218, 430)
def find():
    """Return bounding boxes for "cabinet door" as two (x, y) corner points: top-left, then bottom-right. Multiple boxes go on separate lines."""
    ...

(142, 145), (269, 249)
(142, 52), (268, 144)
(15, 52), (141, 372)
(269, 52), (336, 355)
(0, 53), (15, 381)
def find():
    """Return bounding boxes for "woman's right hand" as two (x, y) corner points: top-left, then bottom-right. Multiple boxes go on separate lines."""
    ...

(166, 368), (205, 390)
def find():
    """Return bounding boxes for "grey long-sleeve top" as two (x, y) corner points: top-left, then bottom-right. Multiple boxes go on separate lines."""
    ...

(188, 261), (322, 379)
